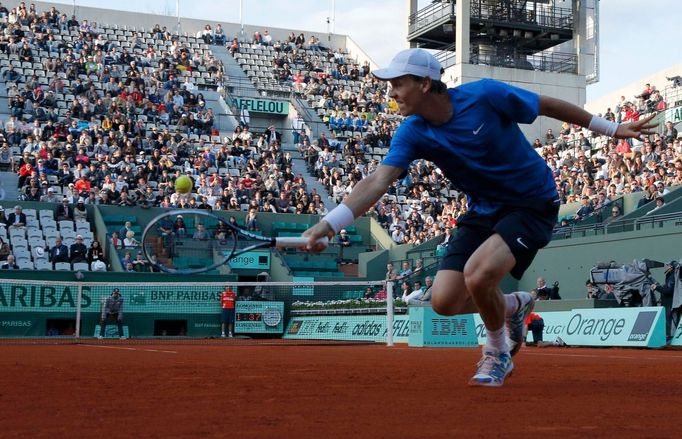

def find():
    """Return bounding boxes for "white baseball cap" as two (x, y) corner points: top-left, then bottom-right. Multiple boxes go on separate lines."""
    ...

(373, 48), (443, 81)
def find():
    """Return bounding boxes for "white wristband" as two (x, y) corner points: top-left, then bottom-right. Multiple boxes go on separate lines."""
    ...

(588, 116), (619, 137)
(322, 203), (355, 234)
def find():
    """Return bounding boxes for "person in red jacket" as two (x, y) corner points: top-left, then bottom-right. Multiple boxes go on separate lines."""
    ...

(220, 286), (237, 338)
(525, 312), (545, 345)
(17, 162), (34, 188)
(73, 175), (91, 194)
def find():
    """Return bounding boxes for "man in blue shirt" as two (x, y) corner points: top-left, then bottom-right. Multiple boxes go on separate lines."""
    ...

(304, 48), (655, 387)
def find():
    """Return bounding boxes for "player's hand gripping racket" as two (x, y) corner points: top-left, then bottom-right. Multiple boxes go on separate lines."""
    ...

(141, 209), (328, 274)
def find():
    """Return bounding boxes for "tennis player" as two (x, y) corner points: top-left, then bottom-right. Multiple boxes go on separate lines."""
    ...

(304, 48), (655, 386)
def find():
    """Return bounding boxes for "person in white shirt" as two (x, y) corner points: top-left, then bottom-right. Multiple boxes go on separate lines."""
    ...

(391, 226), (405, 244)
(239, 126), (253, 146)
(172, 91), (184, 108)
(316, 202), (329, 216)
(182, 77), (195, 92)
(654, 181), (670, 196)
(646, 196), (666, 215)
(408, 277), (433, 305)
(402, 280), (423, 304)
(239, 106), (250, 127)
(262, 30), (272, 46)
(292, 115), (305, 145)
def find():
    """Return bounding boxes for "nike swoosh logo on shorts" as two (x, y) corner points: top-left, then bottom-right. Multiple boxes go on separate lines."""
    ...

(516, 237), (529, 249)
(473, 123), (485, 135)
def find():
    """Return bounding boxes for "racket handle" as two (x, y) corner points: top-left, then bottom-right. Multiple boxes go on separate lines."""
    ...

(275, 236), (329, 248)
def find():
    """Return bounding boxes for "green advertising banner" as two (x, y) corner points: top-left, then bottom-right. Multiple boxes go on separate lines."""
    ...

(0, 283), (227, 314)
(408, 307), (478, 348)
(232, 97), (289, 114)
(227, 251), (270, 270)
(284, 314), (409, 343)
(474, 308), (666, 348)
(0, 282), (87, 313)
(0, 315), (44, 336)
(0, 282), (225, 314)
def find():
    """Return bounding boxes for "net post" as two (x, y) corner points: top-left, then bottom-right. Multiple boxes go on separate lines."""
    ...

(75, 284), (83, 339)
(385, 281), (394, 347)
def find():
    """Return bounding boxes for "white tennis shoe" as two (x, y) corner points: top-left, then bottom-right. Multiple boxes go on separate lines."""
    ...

(507, 291), (534, 357)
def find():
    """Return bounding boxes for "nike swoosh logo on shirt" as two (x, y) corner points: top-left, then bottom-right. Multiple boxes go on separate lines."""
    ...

(516, 237), (529, 249)
(473, 123), (485, 135)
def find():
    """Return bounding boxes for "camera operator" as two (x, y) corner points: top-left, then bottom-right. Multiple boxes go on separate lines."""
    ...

(586, 280), (602, 299)
(586, 280), (615, 301)
(536, 277), (561, 300)
(652, 261), (678, 344)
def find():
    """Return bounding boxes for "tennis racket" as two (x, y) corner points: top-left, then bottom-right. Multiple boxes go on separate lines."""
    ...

(141, 209), (327, 274)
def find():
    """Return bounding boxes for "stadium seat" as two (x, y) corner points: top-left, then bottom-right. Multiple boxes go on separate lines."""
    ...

(27, 229), (43, 240)
(17, 259), (34, 270)
(54, 262), (71, 271)
(41, 219), (58, 230)
(61, 229), (76, 239)
(35, 259), (52, 270)
(28, 237), (46, 249)
(73, 262), (89, 271)
(10, 236), (28, 248)
(59, 220), (75, 232)
(9, 228), (26, 239)
(13, 248), (30, 260)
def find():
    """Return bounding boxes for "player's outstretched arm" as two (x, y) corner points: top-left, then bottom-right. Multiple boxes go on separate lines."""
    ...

(538, 95), (657, 140)
(303, 165), (404, 252)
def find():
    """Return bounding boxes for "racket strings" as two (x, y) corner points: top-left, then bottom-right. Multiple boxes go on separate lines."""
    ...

(143, 212), (236, 273)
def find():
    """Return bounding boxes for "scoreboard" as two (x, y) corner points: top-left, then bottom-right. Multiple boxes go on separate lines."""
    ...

(235, 301), (284, 334)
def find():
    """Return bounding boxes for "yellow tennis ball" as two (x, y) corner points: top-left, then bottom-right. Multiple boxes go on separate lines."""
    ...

(175, 175), (193, 193)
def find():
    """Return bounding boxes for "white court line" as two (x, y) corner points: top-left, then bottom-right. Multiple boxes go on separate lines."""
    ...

(81, 345), (178, 354)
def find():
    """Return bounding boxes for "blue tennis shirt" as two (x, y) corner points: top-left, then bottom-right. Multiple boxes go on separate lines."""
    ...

(383, 79), (558, 214)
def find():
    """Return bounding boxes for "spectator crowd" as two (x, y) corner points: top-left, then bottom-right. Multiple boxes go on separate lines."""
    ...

(2, 2), (682, 256)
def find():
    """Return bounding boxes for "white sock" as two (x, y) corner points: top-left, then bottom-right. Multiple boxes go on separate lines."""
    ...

(485, 326), (509, 353)
(504, 293), (523, 317)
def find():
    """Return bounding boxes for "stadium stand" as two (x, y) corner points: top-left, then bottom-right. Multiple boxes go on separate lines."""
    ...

(0, 1), (681, 276)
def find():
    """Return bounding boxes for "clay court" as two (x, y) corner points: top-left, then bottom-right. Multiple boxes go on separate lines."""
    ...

(1, 342), (681, 438)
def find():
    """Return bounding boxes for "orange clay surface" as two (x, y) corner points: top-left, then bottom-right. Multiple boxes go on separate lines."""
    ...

(1, 343), (681, 438)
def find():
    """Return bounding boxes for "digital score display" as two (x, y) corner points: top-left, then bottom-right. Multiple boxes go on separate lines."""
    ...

(236, 312), (263, 322)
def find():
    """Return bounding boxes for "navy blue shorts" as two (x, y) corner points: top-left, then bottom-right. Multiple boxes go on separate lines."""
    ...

(102, 313), (122, 322)
(221, 308), (235, 324)
(440, 200), (559, 279)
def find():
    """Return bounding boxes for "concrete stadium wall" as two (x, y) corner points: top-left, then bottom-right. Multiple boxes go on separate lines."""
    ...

(521, 225), (682, 300)
(585, 63), (682, 115)
(446, 63), (586, 142)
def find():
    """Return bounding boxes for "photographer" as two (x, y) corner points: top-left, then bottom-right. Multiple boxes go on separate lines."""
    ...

(652, 261), (678, 344)
(536, 277), (561, 300)
(526, 312), (545, 346)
